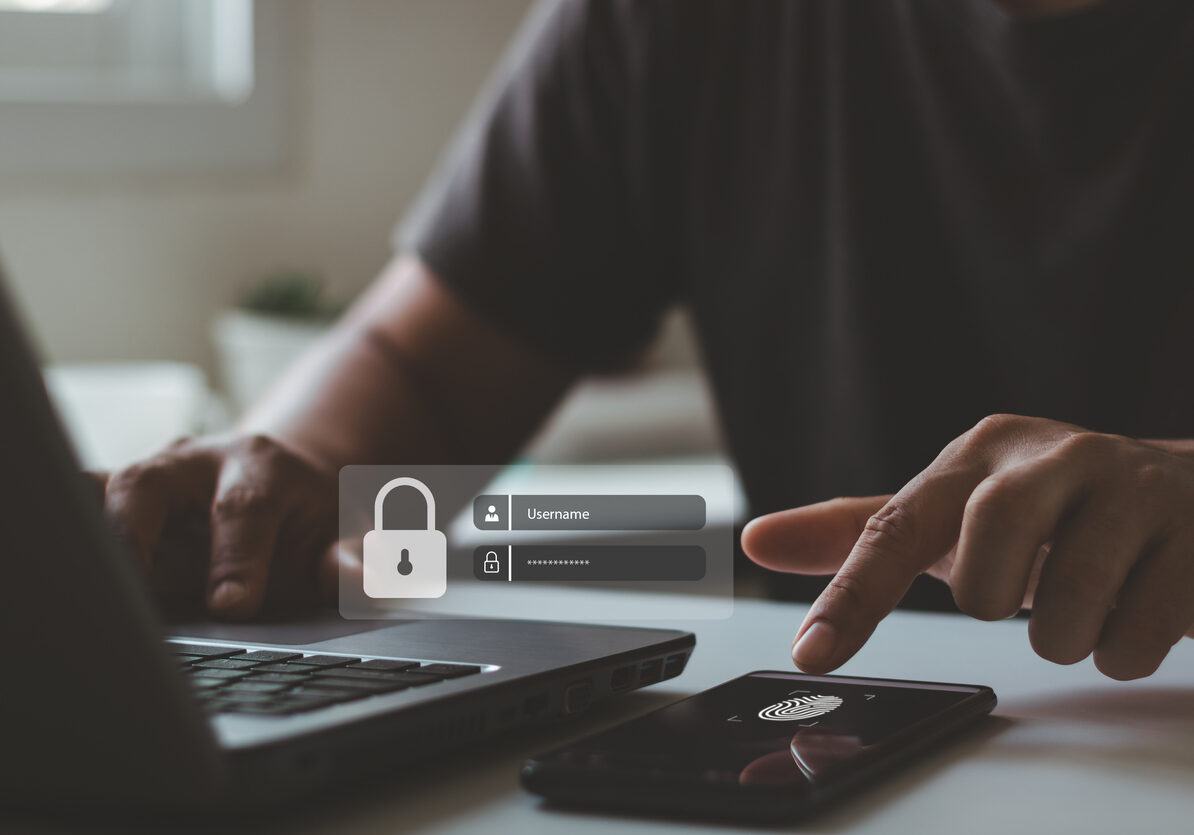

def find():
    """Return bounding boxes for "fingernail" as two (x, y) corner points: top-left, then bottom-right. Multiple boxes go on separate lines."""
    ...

(793, 620), (837, 671)
(211, 580), (247, 610)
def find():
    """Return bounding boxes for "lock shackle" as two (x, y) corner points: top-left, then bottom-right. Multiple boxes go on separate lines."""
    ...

(374, 477), (437, 531)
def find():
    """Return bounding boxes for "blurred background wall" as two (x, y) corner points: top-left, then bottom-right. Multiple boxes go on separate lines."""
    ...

(1, 0), (533, 370)
(0, 0), (723, 469)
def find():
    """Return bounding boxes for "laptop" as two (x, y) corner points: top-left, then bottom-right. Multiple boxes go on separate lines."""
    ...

(0, 268), (695, 810)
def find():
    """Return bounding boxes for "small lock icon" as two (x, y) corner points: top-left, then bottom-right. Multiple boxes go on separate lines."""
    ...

(483, 550), (501, 574)
(362, 477), (448, 599)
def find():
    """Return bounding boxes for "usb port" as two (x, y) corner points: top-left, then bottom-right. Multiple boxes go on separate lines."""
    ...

(663, 653), (686, 679)
(610, 664), (636, 691)
(639, 659), (662, 685)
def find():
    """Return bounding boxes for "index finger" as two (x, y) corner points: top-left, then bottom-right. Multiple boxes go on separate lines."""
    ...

(741, 495), (891, 575)
(792, 467), (984, 674)
(206, 454), (290, 618)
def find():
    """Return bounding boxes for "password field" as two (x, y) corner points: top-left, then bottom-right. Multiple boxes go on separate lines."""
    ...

(473, 545), (706, 581)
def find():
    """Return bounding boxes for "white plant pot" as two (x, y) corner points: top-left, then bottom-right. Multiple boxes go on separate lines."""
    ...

(212, 310), (329, 414)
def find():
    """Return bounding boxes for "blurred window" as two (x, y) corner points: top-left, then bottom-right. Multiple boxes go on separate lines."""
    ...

(0, 0), (289, 178)
(0, 0), (252, 102)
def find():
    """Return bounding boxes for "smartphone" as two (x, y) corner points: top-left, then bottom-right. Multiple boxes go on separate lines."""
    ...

(521, 670), (996, 823)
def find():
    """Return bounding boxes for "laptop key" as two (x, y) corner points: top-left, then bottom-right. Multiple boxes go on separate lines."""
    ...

(237, 650), (303, 663)
(193, 658), (261, 671)
(287, 655), (361, 668)
(221, 681), (291, 694)
(209, 689), (276, 703)
(167, 643), (247, 658)
(289, 685), (373, 702)
(313, 668), (410, 682)
(188, 669), (250, 681)
(276, 696), (348, 713)
(222, 702), (295, 716)
(214, 700), (279, 712)
(410, 663), (482, 678)
(246, 672), (309, 685)
(202, 699), (244, 712)
(345, 660), (420, 672)
(250, 662), (317, 675)
(372, 671), (447, 686)
(287, 684), (358, 698)
(307, 676), (409, 693)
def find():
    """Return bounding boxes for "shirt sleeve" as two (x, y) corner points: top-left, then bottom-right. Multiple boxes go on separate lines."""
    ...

(395, 0), (677, 371)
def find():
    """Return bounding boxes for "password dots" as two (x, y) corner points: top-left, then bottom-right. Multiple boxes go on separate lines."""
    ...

(526, 559), (591, 566)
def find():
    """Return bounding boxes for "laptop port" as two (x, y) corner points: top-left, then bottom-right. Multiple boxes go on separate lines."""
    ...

(523, 691), (549, 717)
(663, 653), (687, 679)
(610, 664), (636, 691)
(639, 659), (662, 685)
(563, 679), (594, 715)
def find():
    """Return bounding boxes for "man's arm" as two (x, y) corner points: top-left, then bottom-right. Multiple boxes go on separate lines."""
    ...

(242, 255), (573, 467)
(103, 256), (575, 618)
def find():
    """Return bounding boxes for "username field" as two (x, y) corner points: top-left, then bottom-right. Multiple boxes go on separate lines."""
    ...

(473, 494), (706, 531)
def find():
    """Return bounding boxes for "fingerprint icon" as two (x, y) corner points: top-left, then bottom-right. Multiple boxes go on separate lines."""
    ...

(757, 694), (843, 721)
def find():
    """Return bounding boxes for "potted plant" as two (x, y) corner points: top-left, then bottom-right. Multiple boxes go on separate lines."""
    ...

(212, 270), (342, 413)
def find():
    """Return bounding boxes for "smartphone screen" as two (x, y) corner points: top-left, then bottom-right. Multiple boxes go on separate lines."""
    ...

(522, 671), (996, 822)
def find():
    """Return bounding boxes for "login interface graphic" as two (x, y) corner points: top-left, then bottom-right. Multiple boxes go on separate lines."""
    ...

(338, 464), (736, 620)
(361, 476), (447, 599)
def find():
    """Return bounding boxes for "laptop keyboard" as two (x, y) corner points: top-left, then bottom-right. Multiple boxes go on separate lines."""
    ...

(171, 642), (485, 717)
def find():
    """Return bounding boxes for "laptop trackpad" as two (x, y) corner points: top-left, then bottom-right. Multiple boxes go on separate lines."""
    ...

(166, 610), (402, 647)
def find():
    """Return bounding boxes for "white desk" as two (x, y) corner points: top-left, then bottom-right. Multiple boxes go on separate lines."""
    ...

(10, 594), (1194, 834)
(276, 593), (1194, 835)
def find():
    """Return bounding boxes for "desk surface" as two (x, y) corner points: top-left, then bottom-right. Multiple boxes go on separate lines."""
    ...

(9, 593), (1194, 834)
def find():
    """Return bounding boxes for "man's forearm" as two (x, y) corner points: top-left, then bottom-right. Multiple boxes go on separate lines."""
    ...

(238, 256), (574, 472)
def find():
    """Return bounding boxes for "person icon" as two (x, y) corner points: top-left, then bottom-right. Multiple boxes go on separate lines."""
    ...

(484, 505), (500, 523)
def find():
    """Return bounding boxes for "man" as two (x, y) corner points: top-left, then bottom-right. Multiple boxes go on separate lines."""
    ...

(103, 0), (1194, 681)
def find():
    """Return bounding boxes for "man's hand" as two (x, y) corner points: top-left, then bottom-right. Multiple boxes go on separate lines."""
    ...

(92, 257), (574, 620)
(741, 414), (1194, 681)
(102, 434), (339, 619)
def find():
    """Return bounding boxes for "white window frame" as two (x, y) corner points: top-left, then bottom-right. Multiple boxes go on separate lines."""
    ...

(0, 0), (293, 179)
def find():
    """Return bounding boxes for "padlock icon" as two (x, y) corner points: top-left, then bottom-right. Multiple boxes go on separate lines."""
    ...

(362, 476), (448, 599)
(483, 550), (501, 574)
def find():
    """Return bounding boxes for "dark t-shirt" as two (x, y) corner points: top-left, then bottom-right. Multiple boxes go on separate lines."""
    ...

(399, 0), (1194, 521)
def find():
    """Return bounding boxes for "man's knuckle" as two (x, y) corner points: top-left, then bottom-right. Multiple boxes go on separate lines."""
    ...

(212, 484), (275, 517)
(825, 570), (871, 612)
(109, 459), (167, 493)
(964, 414), (1027, 450)
(953, 583), (1016, 622)
(965, 476), (1023, 528)
(1132, 461), (1175, 497)
(239, 433), (282, 459)
(1057, 430), (1119, 461)
(1048, 567), (1118, 613)
(972, 413), (1020, 438)
(946, 414), (1021, 462)
(860, 502), (919, 552)
(209, 549), (257, 573)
